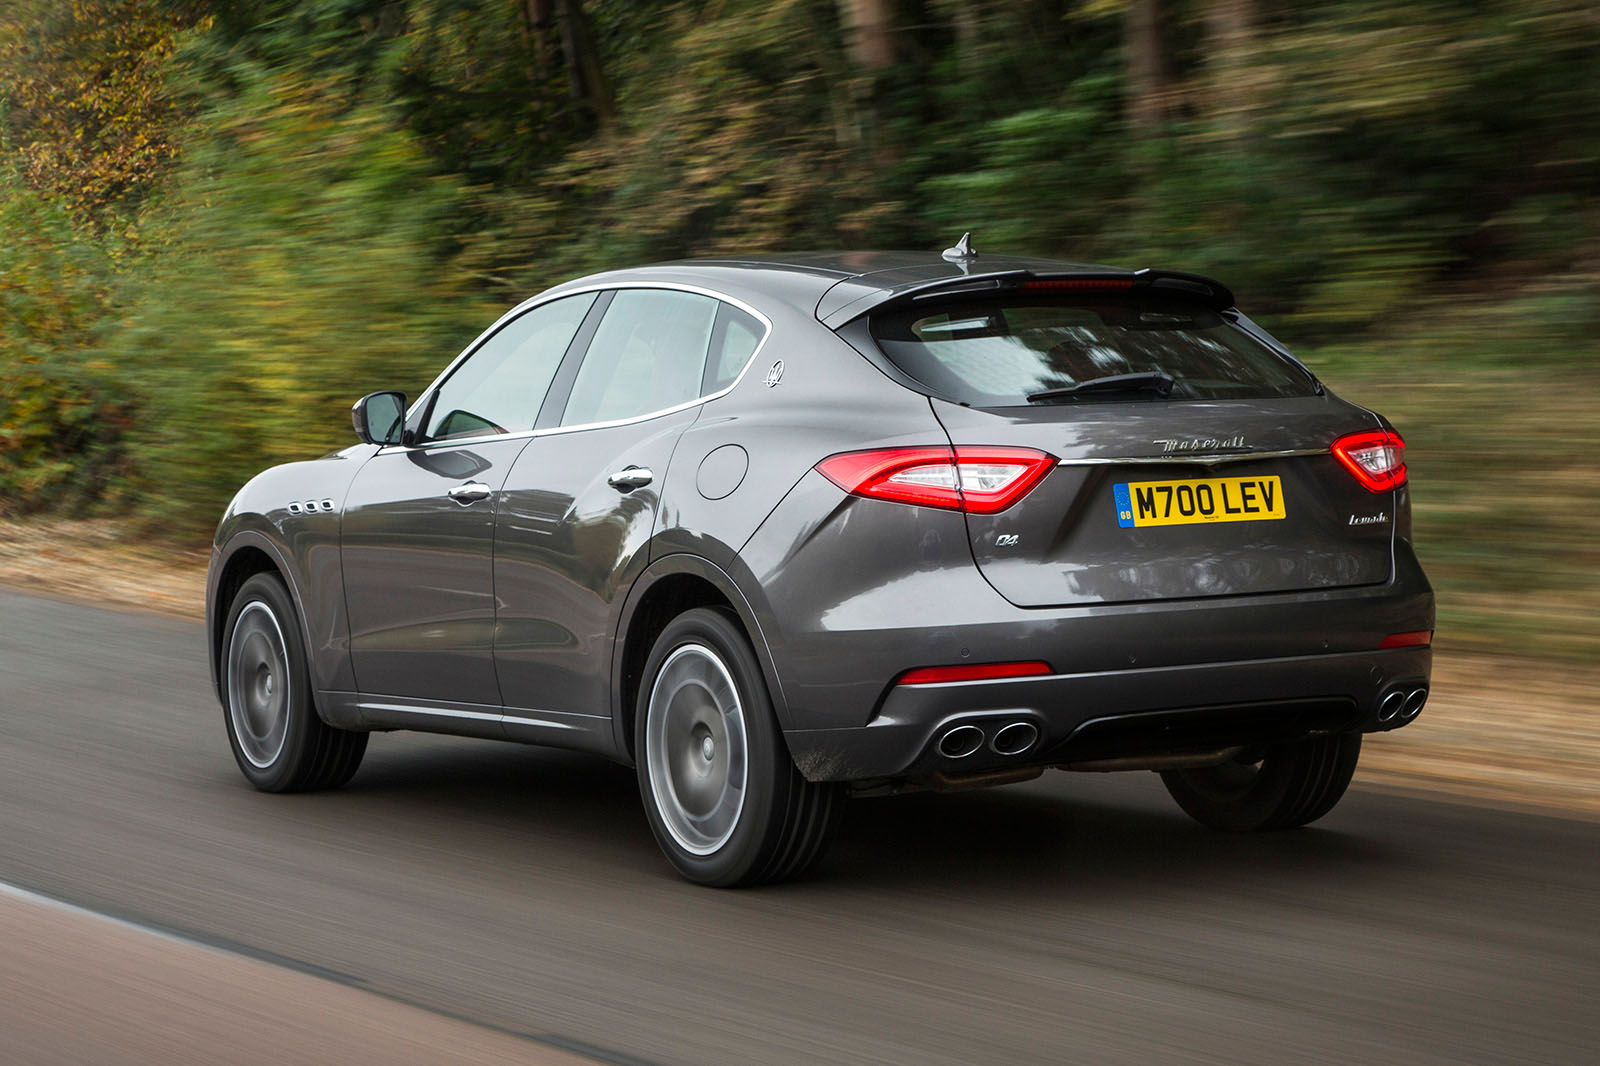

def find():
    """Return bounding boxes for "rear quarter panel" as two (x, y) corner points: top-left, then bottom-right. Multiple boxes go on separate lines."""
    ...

(655, 303), (958, 730)
(658, 300), (949, 564)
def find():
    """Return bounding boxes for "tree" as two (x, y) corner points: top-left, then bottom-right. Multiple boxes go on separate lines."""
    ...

(0, 0), (201, 230)
(1203, 0), (1256, 139)
(522, 0), (614, 123)
(1124, 0), (1167, 131)
(838, 0), (896, 71)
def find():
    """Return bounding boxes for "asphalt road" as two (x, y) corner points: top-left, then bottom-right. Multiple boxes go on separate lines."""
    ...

(1, 587), (1595, 1066)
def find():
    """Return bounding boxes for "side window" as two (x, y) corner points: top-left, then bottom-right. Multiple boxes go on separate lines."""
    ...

(560, 289), (719, 427)
(704, 304), (766, 394)
(425, 293), (596, 441)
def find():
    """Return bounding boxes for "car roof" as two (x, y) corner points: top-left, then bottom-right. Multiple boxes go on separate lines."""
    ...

(540, 250), (1232, 326)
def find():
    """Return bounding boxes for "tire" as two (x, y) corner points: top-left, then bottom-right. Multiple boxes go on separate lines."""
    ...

(635, 607), (841, 887)
(1160, 732), (1361, 832)
(221, 572), (367, 793)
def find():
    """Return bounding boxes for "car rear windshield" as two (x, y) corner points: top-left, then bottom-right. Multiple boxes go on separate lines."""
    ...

(869, 296), (1315, 406)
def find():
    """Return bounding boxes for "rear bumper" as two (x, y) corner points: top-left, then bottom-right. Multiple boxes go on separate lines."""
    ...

(741, 474), (1435, 783)
(784, 645), (1431, 782)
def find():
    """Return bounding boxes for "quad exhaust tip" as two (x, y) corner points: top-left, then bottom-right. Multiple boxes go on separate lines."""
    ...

(936, 720), (1040, 760)
(937, 724), (986, 759)
(990, 721), (1040, 757)
(1378, 691), (1406, 722)
(1378, 686), (1428, 723)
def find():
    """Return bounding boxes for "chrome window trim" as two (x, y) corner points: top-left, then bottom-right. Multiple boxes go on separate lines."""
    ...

(1055, 448), (1327, 466)
(389, 281), (773, 454)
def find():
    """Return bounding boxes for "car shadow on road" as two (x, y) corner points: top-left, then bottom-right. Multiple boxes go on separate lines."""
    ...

(336, 736), (1410, 897)
(817, 779), (1406, 899)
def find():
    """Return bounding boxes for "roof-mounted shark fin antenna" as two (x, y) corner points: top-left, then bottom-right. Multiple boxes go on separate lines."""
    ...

(941, 231), (977, 264)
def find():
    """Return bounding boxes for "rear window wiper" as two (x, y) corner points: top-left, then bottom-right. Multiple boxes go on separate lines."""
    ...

(1026, 371), (1175, 403)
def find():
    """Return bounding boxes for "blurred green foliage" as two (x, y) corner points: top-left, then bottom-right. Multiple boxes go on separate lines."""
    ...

(114, 59), (491, 519)
(0, 0), (194, 229)
(1300, 276), (1600, 661)
(0, 172), (129, 510)
(0, 0), (1596, 654)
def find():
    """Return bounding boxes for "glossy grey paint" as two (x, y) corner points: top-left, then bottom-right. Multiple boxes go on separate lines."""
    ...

(812, 252), (1115, 325)
(208, 251), (1434, 788)
(658, 292), (948, 565)
(207, 446), (375, 701)
(342, 437), (527, 705)
(493, 407), (697, 723)
(743, 468), (1431, 778)
(931, 395), (1392, 606)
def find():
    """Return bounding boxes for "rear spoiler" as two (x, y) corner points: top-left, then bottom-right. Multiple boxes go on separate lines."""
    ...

(818, 268), (1236, 328)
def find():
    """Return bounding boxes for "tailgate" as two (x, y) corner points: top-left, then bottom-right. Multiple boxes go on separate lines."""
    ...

(933, 397), (1394, 608)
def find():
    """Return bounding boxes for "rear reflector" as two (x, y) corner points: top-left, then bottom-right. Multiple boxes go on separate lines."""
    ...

(1331, 429), (1407, 492)
(1379, 631), (1432, 649)
(896, 661), (1053, 686)
(816, 446), (1055, 514)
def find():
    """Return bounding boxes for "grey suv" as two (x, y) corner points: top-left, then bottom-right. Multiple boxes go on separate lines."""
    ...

(207, 245), (1434, 886)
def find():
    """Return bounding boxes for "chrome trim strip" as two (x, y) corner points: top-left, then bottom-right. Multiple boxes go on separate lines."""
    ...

(358, 701), (582, 731)
(1056, 448), (1326, 466)
(387, 280), (775, 454)
(359, 702), (501, 723)
(502, 713), (578, 731)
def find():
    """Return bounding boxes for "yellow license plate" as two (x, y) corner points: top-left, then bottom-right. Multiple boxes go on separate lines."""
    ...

(1114, 475), (1286, 528)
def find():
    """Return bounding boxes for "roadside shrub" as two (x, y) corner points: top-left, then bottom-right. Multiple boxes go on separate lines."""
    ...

(0, 176), (128, 514)
(113, 62), (489, 533)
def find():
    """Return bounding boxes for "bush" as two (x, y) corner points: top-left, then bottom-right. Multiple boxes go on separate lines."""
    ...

(0, 175), (127, 514)
(112, 61), (490, 533)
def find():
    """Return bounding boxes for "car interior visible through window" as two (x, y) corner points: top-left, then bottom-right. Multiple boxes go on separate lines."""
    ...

(559, 289), (720, 427)
(425, 292), (597, 441)
(871, 296), (1316, 407)
(705, 303), (766, 394)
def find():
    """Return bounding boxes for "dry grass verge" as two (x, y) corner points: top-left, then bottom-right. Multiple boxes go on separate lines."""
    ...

(1359, 655), (1599, 818)
(0, 518), (207, 617)
(2, 518), (1594, 817)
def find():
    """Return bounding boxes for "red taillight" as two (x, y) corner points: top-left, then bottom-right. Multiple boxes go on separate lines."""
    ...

(896, 661), (1053, 685)
(815, 446), (1055, 514)
(1379, 630), (1432, 649)
(1021, 279), (1135, 293)
(1331, 429), (1407, 492)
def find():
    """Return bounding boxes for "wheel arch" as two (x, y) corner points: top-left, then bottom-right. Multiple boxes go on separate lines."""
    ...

(207, 531), (310, 706)
(610, 552), (788, 765)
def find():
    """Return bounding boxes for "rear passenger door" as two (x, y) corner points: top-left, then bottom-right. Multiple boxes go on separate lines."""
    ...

(491, 288), (757, 728)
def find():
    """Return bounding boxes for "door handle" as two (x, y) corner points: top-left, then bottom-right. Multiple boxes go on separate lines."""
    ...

(447, 481), (492, 504)
(607, 466), (654, 492)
